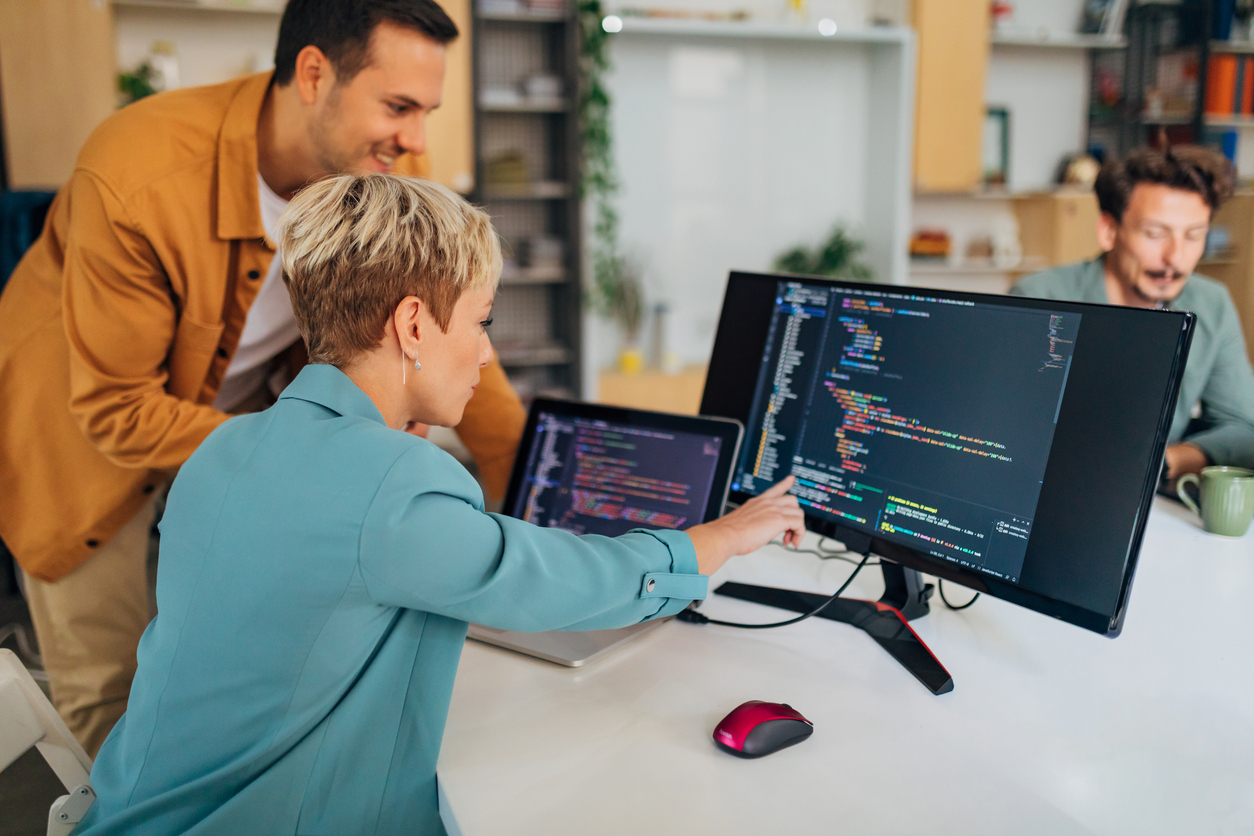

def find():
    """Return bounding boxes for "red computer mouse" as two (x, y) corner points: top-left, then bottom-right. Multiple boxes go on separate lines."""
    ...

(713, 700), (813, 758)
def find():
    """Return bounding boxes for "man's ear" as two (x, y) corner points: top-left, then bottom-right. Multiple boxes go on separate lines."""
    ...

(1096, 212), (1119, 253)
(293, 45), (336, 106)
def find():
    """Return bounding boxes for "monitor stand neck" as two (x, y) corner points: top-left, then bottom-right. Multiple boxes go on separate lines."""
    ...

(878, 561), (934, 621)
(713, 560), (952, 695)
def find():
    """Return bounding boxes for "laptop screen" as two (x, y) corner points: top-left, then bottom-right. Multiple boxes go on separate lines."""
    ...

(504, 405), (741, 537)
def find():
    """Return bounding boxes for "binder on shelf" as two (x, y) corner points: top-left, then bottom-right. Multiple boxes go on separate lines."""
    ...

(1240, 56), (1253, 116)
(1206, 54), (1238, 115)
(1205, 54), (1254, 116)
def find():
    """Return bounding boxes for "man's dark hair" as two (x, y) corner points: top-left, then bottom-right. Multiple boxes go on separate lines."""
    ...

(1095, 145), (1236, 222)
(273, 0), (458, 87)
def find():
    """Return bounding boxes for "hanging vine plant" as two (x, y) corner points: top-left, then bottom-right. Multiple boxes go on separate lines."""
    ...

(577, 1), (643, 344)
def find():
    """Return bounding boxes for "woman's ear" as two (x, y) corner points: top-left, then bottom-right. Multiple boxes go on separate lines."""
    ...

(393, 296), (425, 356)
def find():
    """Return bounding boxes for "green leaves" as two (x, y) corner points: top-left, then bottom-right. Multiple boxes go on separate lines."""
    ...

(772, 225), (873, 282)
(578, 0), (642, 339)
(117, 62), (158, 106)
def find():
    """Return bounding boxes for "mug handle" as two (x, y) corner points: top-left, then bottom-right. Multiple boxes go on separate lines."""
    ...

(1177, 473), (1202, 516)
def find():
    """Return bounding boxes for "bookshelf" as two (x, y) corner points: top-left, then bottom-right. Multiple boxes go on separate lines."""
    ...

(471, 0), (582, 401)
(1086, 1), (1223, 160)
(990, 33), (1126, 50)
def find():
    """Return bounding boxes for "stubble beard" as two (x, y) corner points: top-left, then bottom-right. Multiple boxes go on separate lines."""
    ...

(1111, 243), (1188, 306)
(307, 87), (358, 177)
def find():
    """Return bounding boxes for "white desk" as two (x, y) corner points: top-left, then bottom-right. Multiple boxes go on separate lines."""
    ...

(437, 499), (1254, 835)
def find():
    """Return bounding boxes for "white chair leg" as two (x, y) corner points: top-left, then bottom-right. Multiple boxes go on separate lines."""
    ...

(47, 784), (96, 836)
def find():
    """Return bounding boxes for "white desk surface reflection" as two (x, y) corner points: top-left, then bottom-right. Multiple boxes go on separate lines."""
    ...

(437, 498), (1254, 835)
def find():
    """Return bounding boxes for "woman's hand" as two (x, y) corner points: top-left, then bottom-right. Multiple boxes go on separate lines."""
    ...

(686, 476), (805, 576)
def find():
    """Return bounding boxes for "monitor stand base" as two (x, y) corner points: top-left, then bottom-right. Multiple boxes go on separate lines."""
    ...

(714, 563), (953, 695)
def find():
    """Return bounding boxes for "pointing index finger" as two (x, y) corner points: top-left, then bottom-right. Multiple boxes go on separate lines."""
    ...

(759, 475), (796, 498)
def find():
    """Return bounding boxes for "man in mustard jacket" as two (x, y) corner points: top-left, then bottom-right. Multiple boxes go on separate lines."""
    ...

(0, 0), (525, 757)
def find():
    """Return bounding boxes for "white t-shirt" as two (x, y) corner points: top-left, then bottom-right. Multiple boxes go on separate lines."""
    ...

(212, 174), (301, 411)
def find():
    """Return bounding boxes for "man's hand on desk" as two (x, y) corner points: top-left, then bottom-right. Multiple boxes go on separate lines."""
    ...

(687, 476), (805, 577)
(1163, 442), (1209, 490)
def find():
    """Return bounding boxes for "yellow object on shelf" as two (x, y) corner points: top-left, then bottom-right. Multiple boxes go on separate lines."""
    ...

(617, 347), (645, 375)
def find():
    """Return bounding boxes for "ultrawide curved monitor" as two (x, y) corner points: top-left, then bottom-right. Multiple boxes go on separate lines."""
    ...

(701, 271), (1195, 636)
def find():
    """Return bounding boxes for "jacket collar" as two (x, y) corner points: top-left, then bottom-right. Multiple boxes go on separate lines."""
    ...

(278, 364), (387, 426)
(215, 72), (273, 242)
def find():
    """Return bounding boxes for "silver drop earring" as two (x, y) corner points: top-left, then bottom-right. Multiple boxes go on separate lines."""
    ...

(413, 354), (421, 372)
(402, 349), (408, 386)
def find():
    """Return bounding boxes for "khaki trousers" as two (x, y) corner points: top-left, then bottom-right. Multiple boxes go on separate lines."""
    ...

(23, 493), (159, 759)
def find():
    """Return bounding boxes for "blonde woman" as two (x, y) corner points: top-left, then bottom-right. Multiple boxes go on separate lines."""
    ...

(75, 174), (803, 835)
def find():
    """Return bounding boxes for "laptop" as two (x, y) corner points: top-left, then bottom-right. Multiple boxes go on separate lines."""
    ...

(467, 399), (743, 666)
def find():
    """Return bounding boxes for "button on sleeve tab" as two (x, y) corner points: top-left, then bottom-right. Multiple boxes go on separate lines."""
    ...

(640, 572), (708, 600)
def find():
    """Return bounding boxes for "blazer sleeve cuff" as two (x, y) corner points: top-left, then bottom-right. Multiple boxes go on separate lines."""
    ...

(632, 529), (707, 617)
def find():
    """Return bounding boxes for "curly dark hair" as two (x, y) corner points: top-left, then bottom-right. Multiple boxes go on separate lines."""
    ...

(1094, 145), (1236, 222)
(273, 0), (458, 87)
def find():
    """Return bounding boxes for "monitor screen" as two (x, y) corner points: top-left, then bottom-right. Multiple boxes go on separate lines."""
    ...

(504, 401), (743, 537)
(702, 272), (1194, 635)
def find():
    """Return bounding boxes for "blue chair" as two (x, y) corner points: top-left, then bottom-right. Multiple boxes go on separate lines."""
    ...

(1, 189), (55, 296)
(0, 190), (56, 593)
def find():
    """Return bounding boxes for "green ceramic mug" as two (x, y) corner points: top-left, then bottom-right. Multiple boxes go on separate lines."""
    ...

(1176, 466), (1254, 537)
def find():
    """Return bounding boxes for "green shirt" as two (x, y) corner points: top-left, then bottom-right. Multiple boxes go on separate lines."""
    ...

(1011, 259), (1254, 468)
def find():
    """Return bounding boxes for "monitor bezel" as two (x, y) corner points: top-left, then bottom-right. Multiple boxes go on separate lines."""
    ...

(700, 270), (1195, 636)
(502, 398), (745, 530)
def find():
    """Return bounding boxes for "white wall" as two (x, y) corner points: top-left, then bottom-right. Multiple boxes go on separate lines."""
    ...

(114, 6), (279, 87)
(604, 35), (871, 370)
(585, 25), (912, 393)
(985, 46), (1090, 192)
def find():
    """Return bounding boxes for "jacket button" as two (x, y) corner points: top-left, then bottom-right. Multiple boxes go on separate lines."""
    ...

(217, 348), (228, 358)
(86, 539), (99, 548)
(247, 270), (260, 280)
(646, 578), (656, 592)
(142, 484), (156, 495)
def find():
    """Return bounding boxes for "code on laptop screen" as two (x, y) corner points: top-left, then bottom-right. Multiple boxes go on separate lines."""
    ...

(507, 412), (725, 536)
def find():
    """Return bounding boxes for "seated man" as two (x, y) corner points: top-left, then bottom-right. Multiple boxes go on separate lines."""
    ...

(1011, 145), (1254, 479)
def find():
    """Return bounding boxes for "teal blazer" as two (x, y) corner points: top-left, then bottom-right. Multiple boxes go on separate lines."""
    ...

(77, 364), (706, 835)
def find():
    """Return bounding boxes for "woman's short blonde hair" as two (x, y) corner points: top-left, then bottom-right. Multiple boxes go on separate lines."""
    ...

(277, 173), (501, 367)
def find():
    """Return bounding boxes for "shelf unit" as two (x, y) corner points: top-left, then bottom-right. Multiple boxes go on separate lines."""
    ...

(112, 0), (283, 13)
(1210, 38), (1254, 54)
(472, 1), (581, 400)
(1087, 1), (1216, 159)
(990, 32), (1127, 50)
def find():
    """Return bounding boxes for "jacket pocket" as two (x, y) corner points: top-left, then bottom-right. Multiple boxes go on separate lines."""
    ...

(167, 313), (223, 401)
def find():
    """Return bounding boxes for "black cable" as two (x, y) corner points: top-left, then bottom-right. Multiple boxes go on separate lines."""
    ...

(763, 538), (880, 567)
(938, 578), (980, 610)
(677, 552), (871, 629)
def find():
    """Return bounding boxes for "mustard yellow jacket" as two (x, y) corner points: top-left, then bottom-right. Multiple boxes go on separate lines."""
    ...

(0, 72), (525, 582)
